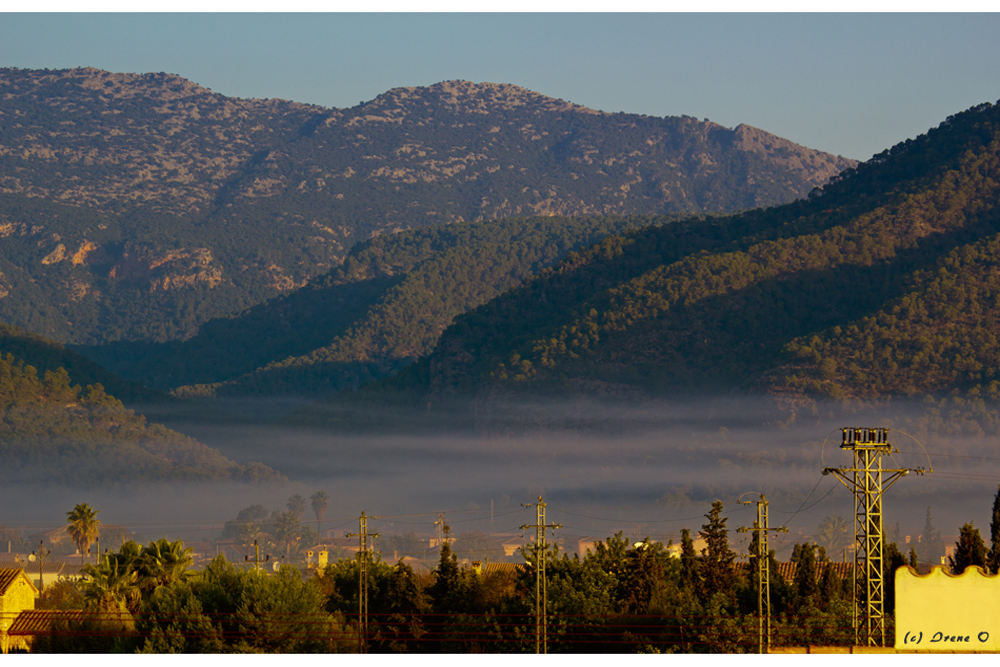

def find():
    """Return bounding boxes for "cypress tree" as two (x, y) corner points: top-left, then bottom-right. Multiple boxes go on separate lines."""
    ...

(989, 485), (1000, 574)
(697, 501), (735, 601)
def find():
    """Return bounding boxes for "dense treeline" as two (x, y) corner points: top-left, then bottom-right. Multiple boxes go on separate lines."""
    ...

(34, 494), (1000, 654)
(0, 349), (280, 485)
(80, 214), (688, 397)
(0, 323), (161, 403)
(316, 100), (1000, 425)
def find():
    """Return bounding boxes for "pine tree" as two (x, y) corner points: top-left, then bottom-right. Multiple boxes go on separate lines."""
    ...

(949, 522), (988, 575)
(988, 485), (1000, 575)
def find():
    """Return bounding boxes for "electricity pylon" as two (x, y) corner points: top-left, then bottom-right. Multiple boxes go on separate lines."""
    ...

(347, 511), (380, 654)
(737, 494), (787, 654)
(823, 427), (926, 647)
(520, 496), (561, 654)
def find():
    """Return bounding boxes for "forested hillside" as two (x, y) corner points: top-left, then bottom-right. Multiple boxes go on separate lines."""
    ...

(0, 333), (281, 485)
(301, 101), (1000, 423)
(79, 214), (691, 397)
(0, 68), (853, 346)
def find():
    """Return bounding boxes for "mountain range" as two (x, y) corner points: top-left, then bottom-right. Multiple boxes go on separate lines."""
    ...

(0, 67), (855, 347)
(10, 67), (1000, 482)
(289, 100), (1000, 431)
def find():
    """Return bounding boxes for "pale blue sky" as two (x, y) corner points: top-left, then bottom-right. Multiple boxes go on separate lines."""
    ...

(2, 12), (999, 160)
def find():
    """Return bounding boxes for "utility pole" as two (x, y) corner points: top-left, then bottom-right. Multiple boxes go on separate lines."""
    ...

(823, 427), (927, 646)
(347, 511), (379, 654)
(244, 540), (269, 573)
(737, 494), (787, 654)
(30, 541), (50, 592)
(520, 496), (561, 654)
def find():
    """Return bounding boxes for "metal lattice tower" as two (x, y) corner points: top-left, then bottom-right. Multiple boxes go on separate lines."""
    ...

(521, 496), (562, 654)
(738, 494), (787, 654)
(823, 427), (924, 647)
(346, 511), (379, 653)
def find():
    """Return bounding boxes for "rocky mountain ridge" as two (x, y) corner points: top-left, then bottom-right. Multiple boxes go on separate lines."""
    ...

(0, 67), (855, 346)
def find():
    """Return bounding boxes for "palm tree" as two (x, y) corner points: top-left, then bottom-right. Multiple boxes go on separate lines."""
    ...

(273, 511), (302, 561)
(815, 514), (851, 558)
(311, 491), (329, 533)
(66, 503), (101, 559)
(287, 494), (306, 520)
(135, 538), (195, 594)
(80, 558), (140, 615)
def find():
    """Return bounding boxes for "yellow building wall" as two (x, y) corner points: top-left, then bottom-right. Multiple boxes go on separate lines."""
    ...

(895, 565), (1000, 652)
(0, 574), (37, 654)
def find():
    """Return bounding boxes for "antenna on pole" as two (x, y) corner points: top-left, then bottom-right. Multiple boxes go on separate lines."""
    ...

(737, 493), (787, 655)
(520, 496), (561, 655)
(823, 427), (928, 647)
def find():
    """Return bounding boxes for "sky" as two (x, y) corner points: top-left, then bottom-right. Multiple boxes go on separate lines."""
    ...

(2, 12), (999, 161)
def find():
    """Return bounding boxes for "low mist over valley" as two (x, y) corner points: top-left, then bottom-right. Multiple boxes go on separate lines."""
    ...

(1, 69), (999, 581)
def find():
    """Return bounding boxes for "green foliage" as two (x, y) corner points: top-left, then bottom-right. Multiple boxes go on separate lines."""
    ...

(1, 67), (847, 355)
(320, 101), (1000, 433)
(697, 502), (737, 603)
(919, 506), (946, 566)
(0, 349), (282, 485)
(949, 522), (989, 574)
(990, 485), (1000, 574)
(66, 503), (101, 556)
(82, 214), (688, 397)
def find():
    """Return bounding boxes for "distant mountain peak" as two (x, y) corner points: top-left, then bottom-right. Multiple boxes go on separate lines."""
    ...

(359, 80), (607, 117)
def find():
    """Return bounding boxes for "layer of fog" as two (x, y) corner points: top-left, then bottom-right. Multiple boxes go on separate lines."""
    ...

(3, 396), (996, 560)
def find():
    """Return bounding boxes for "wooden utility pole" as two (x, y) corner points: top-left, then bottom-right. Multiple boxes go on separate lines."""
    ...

(30, 541), (50, 592)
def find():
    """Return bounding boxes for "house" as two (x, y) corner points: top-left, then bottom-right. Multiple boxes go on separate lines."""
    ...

(666, 537), (708, 559)
(764, 561), (855, 583)
(473, 562), (525, 577)
(0, 569), (38, 654)
(6, 609), (89, 653)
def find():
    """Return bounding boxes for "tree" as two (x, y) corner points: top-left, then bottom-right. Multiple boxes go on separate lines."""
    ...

(66, 503), (100, 558)
(697, 501), (735, 601)
(919, 506), (945, 566)
(815, 515), (850, 558)
(311, 490), (329, 533)
(949, 522), (988, 574)
(220, 504), (269, 547)
(428, 531), (463, 616)
(272, 511), (303, 561)
(792, 542), (818, 605)
(679, 528), (700, 592)
(135, 538), (195, 595)
(287, 494), (306, 520)
(989, 485), (1000, 574)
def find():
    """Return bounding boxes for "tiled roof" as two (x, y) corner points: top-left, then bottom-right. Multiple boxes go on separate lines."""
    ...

(763, 561), (855, 583)
(0, 568), (35, 596)
(478, 562), (525, 576)
(7, 610), (87, 636)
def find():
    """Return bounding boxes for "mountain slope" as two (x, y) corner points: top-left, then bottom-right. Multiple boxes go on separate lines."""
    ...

(78, 214), (685, 397)
(0, 329), (282, 485)
(0, 67), (854, 346)
(297, 100), (1000, 421)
